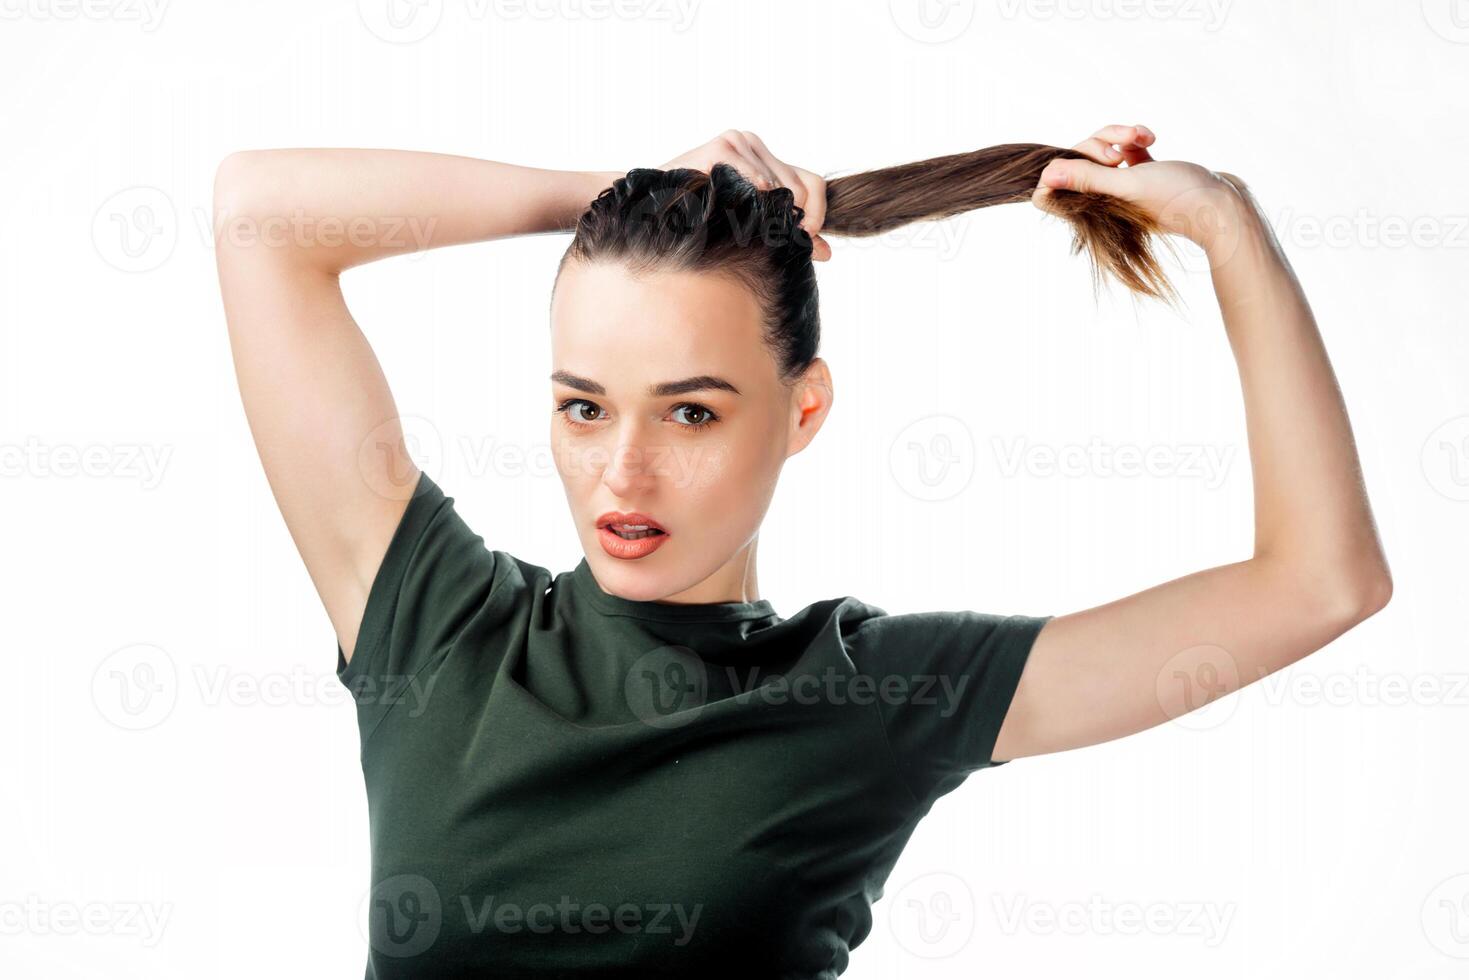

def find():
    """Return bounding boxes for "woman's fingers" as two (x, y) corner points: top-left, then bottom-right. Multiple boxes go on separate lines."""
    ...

(1032, 157), (1129, 216)
(1080, 123), (1151, 149)
(720, 130), (778, 189)
(1074, 136), (1126, 166)
(793, 169), (831, 260)
(1074, 124), (1157, 168)
(791, 166), (827, 233)
(735, 132), (831, 261)
(710, 130), (831, 260)
(741, 131), (801, 199)
(1117, 124), (1155, 166)
(1038, 155), (1131, 197)
(1118, 144), (1154, 166)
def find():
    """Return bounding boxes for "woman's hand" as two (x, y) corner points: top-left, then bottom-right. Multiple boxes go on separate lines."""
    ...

(1032, 123), (1248, 257)
(660, 130), (833, 262)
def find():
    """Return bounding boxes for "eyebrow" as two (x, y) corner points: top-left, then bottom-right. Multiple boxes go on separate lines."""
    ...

(550, 370), (742, 397)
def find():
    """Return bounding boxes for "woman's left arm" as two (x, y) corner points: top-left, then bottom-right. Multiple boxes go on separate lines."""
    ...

(994, 124), (1392, 762)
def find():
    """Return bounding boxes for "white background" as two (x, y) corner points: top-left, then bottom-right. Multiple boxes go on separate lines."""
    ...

(2, 1), (1465, 977)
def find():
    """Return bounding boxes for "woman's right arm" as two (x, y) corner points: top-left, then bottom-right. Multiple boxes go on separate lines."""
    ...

(212, 149), (620, 664)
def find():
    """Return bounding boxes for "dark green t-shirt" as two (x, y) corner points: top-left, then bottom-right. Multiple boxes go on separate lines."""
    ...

(336, 470), (1051, 979)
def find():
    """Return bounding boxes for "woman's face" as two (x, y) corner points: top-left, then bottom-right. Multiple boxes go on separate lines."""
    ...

(548, 260), (829, 603)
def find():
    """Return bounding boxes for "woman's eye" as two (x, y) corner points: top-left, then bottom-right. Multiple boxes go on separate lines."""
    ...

(557, 399), (604, 426)
(672, 403), (719, 429)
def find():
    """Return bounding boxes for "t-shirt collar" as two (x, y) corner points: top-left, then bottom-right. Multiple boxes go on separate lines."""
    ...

(570, 557), (777, 623)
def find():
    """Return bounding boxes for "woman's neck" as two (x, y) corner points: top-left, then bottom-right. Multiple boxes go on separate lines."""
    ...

(660, 538), (760, 605)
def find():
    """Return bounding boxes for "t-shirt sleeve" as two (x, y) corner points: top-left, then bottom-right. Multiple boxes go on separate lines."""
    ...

(850, 608), (1054, 806)
(334, 469), (520, 715)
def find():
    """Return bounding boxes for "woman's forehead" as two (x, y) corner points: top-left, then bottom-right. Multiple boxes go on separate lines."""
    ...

(550, 262), (768, 378)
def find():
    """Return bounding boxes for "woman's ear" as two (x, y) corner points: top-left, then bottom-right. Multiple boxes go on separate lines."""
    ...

(786, 357), (834, 457)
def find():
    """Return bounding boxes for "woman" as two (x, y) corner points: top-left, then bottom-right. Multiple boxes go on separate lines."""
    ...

(212, 124), (1391, 978)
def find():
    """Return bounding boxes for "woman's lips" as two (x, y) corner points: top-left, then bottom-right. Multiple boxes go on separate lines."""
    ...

(594, 511), (668, 559)
(596, 524), (669, 559)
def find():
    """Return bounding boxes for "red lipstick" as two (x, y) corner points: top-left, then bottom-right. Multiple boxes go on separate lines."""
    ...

(595, 511), (669, 560)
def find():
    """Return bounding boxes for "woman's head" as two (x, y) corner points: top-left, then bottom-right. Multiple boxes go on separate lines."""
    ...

(548, 163), (827, 603)
(550, 145), (1177, 603)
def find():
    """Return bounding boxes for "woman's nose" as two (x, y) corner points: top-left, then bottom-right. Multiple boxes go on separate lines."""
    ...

(600, 433), (660, 495)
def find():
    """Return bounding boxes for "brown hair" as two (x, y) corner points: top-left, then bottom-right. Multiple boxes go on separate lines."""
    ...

(560, 143), (1177, 384)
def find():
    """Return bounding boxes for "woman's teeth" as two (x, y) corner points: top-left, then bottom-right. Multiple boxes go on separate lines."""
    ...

(611, 524), (662, 540)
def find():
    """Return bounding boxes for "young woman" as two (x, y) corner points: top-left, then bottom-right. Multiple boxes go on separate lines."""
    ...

(213, 124), (1391, 978)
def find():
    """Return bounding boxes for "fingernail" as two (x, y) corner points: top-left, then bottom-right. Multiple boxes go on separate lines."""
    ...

(1106, 147), (1122, 159)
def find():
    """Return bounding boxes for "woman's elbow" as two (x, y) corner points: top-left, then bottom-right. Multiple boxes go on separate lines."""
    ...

(1353, 570), (1393, 620)
(212, 150), (288, 220)
(1331, 565), (1393, 626)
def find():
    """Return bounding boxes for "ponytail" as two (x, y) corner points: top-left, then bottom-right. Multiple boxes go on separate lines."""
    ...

(821, 143), (1178, 305)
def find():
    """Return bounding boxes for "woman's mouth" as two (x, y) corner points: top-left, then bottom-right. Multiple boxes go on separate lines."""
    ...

(596, 512), (670, 559)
